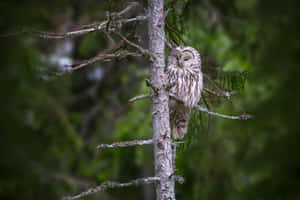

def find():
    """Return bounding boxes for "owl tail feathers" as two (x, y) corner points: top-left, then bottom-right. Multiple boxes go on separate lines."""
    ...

(171, 120), (188, 139)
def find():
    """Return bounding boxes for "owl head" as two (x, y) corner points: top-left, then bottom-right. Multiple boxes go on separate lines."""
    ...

(171, 46), (201, 71)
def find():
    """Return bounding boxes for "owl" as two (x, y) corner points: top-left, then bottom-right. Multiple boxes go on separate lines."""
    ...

(167, 46), (203, 139)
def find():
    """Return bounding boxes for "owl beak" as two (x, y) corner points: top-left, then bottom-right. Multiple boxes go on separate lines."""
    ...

(176, 52), (183, 68)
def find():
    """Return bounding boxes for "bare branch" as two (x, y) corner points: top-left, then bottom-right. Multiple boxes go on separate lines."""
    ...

(41, 48), (141, 79)
(119, 15), (147, 23)
(1, 3), (146, 39)
(195, 105), (252, 120)
(63, 176), (160, 200)
(129, 94), (150, 103)
(116, 2), (140, 17)
(68, 50), (141, 72)
(97, 139), (153, 150)
(115, 32), (156, 60)
(128, 93), (252, 120)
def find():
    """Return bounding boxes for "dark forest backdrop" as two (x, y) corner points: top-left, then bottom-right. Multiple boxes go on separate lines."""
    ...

(0, 0), (299, 199)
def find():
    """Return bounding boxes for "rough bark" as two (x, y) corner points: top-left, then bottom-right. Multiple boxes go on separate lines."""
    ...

(147, 0), (176, 199)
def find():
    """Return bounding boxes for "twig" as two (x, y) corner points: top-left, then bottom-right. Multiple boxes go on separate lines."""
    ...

(116, 2), (139, 17)
(68, 50), (141, 72)
(63, 176), (160, 200)
(97, 139), (153, 150)
(42, 50), (140, 79)
(155, 27), (175, 49)
(165, 22), (187, 46)
(129, 94), (150, 103)
(203, 73), (229, 92)
(201, 94), (211, 110)
(119, 15), (147, 24)
(145, 79), (159, 94)
(195, 105), (252, 120)
(115, 32), (156, 60)
(204, 87), (237, 102)
(174, 176), (185, 184)
(168, 169), (184, 184)
(166, 23), (179, 46)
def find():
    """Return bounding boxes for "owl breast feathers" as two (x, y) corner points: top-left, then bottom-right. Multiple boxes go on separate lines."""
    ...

(167, 46), (203, 139)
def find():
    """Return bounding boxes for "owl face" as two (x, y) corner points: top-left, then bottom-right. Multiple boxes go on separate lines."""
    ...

(173, 46), (201, 71)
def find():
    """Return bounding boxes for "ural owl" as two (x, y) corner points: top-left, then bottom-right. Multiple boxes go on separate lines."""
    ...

(167, 46), (203, 139)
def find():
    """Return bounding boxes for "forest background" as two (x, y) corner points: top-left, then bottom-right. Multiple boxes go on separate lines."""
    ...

(0, 0), (299, 199)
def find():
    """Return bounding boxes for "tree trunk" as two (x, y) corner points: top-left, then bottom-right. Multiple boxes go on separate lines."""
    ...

(147, 0), (176, 199)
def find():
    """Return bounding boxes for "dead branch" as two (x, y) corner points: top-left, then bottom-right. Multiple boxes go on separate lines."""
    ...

(145, 79), (160, 94)
(41, 49), (141, 79)
(116, 2), (140, 17)
(68, 50), (141, 72)
(129, 94), (150, 103)
(165, 22), (187, 46)
(63, 176), (160, 200)
(97, 139), (184, 151)
(195, 105), (252, 120)
(156, 27), (175, 49)
(97, 139), (153, 150)
(1, 3), (146, 39)
(201, 93), (212, 110)
(119, 15), (147, 24)
(128, 93), (252, 120)
(115, 32), (156, 60)
(44, 42), (143, 77)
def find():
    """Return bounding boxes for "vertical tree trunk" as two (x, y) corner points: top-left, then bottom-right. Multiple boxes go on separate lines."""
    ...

(147, 0), (176, 199)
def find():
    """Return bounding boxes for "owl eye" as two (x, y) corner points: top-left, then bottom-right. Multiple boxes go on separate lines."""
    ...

(183, 56), (190, 61)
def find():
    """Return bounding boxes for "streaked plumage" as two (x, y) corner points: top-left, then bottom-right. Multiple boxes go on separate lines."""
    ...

(167, 46), (203, 139)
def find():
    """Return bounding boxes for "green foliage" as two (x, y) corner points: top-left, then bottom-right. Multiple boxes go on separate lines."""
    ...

(1, 0), (300, 200)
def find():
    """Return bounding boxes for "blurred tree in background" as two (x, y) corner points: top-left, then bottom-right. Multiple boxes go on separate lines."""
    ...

(0, 0), (299, 199)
